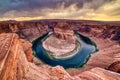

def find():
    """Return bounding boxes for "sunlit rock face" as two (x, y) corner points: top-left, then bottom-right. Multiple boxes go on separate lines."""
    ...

(0, 33), (120, 80)
(54, 22), (76, 44)
(20, 39), (33, 62)
(43, 22), (78, 58)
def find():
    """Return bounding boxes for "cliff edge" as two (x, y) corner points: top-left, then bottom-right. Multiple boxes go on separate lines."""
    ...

(0, 33), (120, 80)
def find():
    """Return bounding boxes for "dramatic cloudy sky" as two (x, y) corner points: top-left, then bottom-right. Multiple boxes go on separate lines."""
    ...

(0, 0), (120, 21)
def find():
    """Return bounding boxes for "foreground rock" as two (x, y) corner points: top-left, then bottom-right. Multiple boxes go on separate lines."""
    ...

(74, 67), (120, 80)
(20, 39), (33, 62)
(0, 33), (71, 80)
(107, 61), (120, 73)
(0, 33), (120, 80)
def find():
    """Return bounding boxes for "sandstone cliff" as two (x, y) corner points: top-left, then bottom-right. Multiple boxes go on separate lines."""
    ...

(0, 20), (119, 42)
(0, 33), (120, 80)
(0, 33), (72, 80)
(0, 22), (49, 41)
(0, 20), (120, 80)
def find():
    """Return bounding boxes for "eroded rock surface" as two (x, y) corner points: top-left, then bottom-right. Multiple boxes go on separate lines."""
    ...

(0, 33), (68, 80)
(54, 22), (76, 44)
(107, 61), (120, 73)
(0, 33), (120, 80)
(20, 39), (33, 62)
(43, 35), (76, 56)
(0, 20), (120, 80)
(0, 22), (49, 41)
(74, 67), (120, 80)
(43, 22), (78, 58)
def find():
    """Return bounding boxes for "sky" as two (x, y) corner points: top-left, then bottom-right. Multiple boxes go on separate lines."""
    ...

(0, 0), (120, 21)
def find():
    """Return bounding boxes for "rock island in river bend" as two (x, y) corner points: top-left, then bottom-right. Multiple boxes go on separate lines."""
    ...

(33, 22), (97, 68)
(43, 22), (79, 59)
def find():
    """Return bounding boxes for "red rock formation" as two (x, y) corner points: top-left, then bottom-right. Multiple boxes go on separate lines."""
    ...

(74, 67), (120, 80)
(108, 61), (120, 73)
(0, 20), (120, 42)
(0, 33), (120, 80)
(0, 22), (50, 41)
(0, 33), (73, 80)
(43, 22), (77, 57)
(54, 22), (76, 44)
(20, 39), (33, 62)
(43, 35), (76, 57)
(0, 33), (20, 80)
(67, 35), (120, 76)
(0, 20), (120, 80)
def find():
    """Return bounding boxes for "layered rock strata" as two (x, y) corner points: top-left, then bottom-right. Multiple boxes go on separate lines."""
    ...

(54, 22), (76, 44)
(107, 61), (120, 73)
(0, 33), (120, 80)
(0, 22), (49, 41)
(43, 35), (76, 56)
(43, 23), (78, 58)
(0, 33), (71, 80)
(67, 35), (120, 76)
(20, 39), (33, 62)
(0, 20), (120, 80)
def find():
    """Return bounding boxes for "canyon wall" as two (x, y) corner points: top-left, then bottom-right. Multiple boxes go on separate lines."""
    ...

(0, 33), (120, 80)
(0, 21), (49, 41)
(0, 20), (120, 42)
(0, 20), (120, 80)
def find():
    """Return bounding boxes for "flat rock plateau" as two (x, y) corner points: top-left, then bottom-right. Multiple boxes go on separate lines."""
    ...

(0, 20), (120, 80)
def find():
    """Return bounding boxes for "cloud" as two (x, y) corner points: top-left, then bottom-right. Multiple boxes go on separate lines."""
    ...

(96, 0), (120, 16)
(0, 0), (119, 21)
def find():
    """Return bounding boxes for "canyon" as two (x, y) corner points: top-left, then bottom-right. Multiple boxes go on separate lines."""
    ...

(0, 20), (120, 80)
